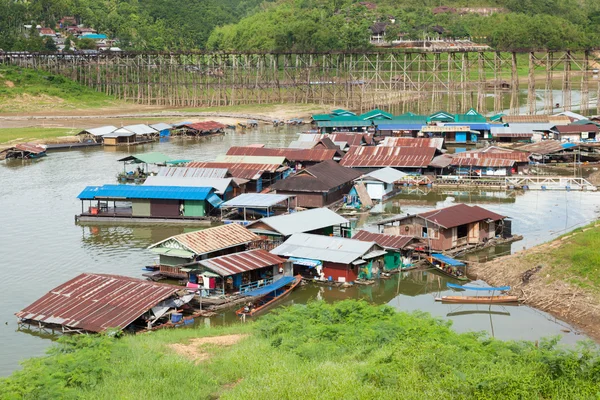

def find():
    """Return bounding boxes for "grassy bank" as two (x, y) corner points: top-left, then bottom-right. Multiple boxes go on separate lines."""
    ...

(0, 127), (79, 145)
(2, 301), (600, 399)
(0, 66), (121, 113)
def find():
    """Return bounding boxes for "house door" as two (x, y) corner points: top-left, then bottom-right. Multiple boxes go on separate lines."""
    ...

(468, 222), (479, 243)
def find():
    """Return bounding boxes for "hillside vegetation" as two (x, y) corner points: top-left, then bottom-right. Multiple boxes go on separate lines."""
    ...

(1, 301), (600, 399)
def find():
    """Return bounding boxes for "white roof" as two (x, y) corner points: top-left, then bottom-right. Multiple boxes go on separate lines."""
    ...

(122, 124), (158, 135)
(270, 233), (378, 264)
(555, 111), (586, 121)
(247, 208), (348, 236)
(104, 128), (136, 137)
(143, 176), (233, 195)
(80, 125), (118, 136)
(149, 123), (172, 131)
(288, 140), (316, 149)
(298, 134), (321, 142)
(360, 167), (407, 184)
(157, 167), (229, 179)
(221, 193), (294, 208)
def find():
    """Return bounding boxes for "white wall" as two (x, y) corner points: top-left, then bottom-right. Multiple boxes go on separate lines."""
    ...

(366, 182), (386, 200)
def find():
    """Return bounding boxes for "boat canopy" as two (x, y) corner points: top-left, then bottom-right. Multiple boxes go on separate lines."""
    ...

(447, 282), (510, 291)
(242, 276), (296, 297)
(430, 253), (465, 267)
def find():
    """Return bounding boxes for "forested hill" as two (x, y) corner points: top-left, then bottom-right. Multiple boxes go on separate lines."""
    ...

(1, 0), (599, 52)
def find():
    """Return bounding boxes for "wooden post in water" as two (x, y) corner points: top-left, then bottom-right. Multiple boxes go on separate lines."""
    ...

(510, 52), (519, 115)
(563, 51), (572, 111)
(528, 52), (536, 114)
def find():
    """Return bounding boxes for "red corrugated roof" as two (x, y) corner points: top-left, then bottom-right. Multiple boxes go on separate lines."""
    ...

(226, 147), (336, 162)
(198, 249), (284, 276)
(453, 152), (530, 162)
(340, 146), (436, 168)
(554, 125), (599, 134)
(379, 137), (444, 149)
(186, 161), (282, 179)
(352, 231), (416, 250)
(152, 223), (259, 256)
(416, 204), (505, 229)
(183, 121), (226, 131)
(15, 273), (180, 333)
(15, 143), (47, 154)
(450, 158), (516, 167)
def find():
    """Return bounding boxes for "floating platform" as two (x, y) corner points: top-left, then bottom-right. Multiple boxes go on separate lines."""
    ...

(75, 214), (213, 226)
(45, 142), (102, 151)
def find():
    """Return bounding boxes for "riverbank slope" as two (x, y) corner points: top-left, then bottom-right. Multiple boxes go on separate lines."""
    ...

(1, 300), (599, 399)
(469, 222), (600, 341)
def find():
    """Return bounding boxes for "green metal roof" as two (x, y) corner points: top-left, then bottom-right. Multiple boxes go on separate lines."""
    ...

(380, 116), (428, 125)
(117, 152), (171, 164)
(150, 247), (195, 258)
(312, 114), (332, 121)
(489, 113), (505, 122)
(359, 108), (393, 120)
(454, 114), (487, 123)
(428, 111), (455, 122)
(331, 109), (356, 116)
(397, 112), (416, 117)
(465, 108), (482, 116)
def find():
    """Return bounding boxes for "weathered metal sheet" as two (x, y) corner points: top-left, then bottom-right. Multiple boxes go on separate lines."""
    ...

(379, 137), (444, 150)
(183, 121), (226, 131)
(516, 141), (565, 155)
(186, 162), (283, 180)
(247, 208), (348, 236)
(271, 160), (362, 192)
(352, 230), (416, 250)
(15, 273), (180, 332)
(450, 158), (515, 167)
(198, 249), (284, 276)
(226, 146), (336, 162)
(221, 193), (293, 208)
(157, 167), (229, 179)
(340, 146), (436, 168)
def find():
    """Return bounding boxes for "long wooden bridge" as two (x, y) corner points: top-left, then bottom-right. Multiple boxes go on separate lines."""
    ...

(3, 50), (600, 114)
(435, 175), (597, 191)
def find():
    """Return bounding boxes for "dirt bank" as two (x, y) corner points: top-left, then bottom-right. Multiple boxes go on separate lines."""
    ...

(468, 224), (600, 342)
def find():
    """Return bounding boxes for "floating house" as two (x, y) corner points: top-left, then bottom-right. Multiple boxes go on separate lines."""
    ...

(179, 121), (226, 136)
(353, 167), (407, 200)
(0, 143), (47, 160)
(148, 223), (260, 279)
(377, 204), (508, 252)
(375, 117), (427, 137)
(76, 184), (223, 223)
(220, 193), (297, 222)
(157, 167), (231, 179)
(247, 208), (351, 241)
(76, 125), (118, 143)
(551, 124), (598, 142)
(194, 249), (286, 295)
(452, 147), (531, 175)
(421, 125), (479, 144)
(339, 146), (436, 173)
(270, 160), (362, 208)
(352, 230), (422, 271)
(501, 115), (571, 124)
(187, 159), (289, 192)
(270, 233), (386, 282)
(144, 176), (242, 201)
(379, 137), (444, 150)
(225, 146), (338, 168)
(149, 122), (173, 137)
(16, 273), (191, 333)
(117, 152), (173, 182)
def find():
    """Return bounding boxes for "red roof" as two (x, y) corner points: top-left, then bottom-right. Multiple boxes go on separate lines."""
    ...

(340, 146), (436, 168)
(226, 147), (336, 162)
(15, 274), (180, 333)
(454, 152), (530, 162)
(554, 125), (599, 134)
(39, 28), (56, 35)
(450, 158), (516, 167)
(379, 137), (444, 149)
(183, 121), (226, 131)
(352, 231), (417, 250)
(187, 161), (283, 179)
(198, 249), (284, 276)
(415, 204), (505, 229)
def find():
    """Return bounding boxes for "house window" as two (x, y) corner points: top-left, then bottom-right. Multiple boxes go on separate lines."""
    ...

(457, 224), (468, 238)
(422, 226), (438, 239)
(422, 226), (428, 238)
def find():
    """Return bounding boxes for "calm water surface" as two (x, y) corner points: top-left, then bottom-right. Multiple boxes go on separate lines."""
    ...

(1, 125), (599, 376)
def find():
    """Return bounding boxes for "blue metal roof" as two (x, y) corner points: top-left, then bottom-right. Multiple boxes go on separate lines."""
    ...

(376, 123), (425, 131)
(80, 33), (107, 39)
(444, 123), (491, 131)
(242, 276), (296, 297)
(77, 184), (213, 201)
(561, 143), (577, 149)
(431, 253), (465, 267)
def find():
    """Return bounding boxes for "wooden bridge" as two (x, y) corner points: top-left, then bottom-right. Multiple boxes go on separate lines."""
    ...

(2, 50), (600, 115)
(435, 175), (597, 191)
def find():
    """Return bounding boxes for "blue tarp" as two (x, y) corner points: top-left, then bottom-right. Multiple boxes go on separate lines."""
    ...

(289, 257), (322, 268)
(242, 276), (296, 297)
(77, 184), (213, 201)
(561, 143), (577, 149)
(206, 193), (224, 208)
(376, 123), (425, 131)
(431, 253), (465, 267)
(447, 282), (510, 291)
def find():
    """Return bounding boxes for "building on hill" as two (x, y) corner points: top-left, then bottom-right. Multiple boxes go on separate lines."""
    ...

(376, 204), (508, 252)
(270, 160), (362, 208)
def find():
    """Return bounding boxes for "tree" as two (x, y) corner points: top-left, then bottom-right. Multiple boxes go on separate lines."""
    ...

(43, 37), (57, 51)
(77, 38), (97, 50)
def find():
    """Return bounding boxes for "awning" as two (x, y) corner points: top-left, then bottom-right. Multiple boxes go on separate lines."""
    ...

(149, 248), (195, 258)
(431, 253), (465, 267)
(242, 276), (297, 297)
(207, 193), (224, 207)
(362, 250), (387, 259)
(288, 257), (322, 268)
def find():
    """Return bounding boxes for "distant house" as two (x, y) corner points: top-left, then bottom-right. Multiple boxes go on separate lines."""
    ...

(551, 125), (598, 142)
(377, 204), (508, 252)
(339, 146), (436, 173)
(352, 230), (422, 271)
(353, 167), (407, 200)
(270, 160), (362, 208)
(247, 208), (351, 240)
(147, 223), (260, 278)
(271, 233), (386, 282)
(144, 176), (242, 201)
(76, 126), (117, 143)
(38, 28), (57, 37)
(421, 125), (478, 144)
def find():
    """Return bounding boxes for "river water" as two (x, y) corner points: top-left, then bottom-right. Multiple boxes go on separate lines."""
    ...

(2, 125), (600, 376)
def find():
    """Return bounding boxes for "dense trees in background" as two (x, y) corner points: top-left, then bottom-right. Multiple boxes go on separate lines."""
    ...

(0, 0), (599, 51)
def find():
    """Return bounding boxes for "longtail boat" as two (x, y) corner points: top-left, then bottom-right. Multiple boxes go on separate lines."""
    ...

(435, 295), (519, 304)
(427, 253), (469, 281)
(236, 275), (302, 317)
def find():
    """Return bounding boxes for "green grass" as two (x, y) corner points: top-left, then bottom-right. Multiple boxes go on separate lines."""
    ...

(545, 223), (600, 292)
(2, 301), (599, 400)
(0, 65), (121, 113)
(0, 127), (80, 144)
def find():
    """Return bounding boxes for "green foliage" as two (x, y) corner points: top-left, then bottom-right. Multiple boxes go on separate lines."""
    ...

(2, 301), (600, 399)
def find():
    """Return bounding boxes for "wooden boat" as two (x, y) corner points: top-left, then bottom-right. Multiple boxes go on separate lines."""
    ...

(235, 275), (302, 317)
(427, 253), (469, 281)
(435, 295), (519, 304)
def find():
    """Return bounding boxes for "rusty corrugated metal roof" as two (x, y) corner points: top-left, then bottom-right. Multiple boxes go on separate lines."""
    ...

(15, 143), (47, 154)
(516, 141), (566, 155)
(157, 167), (230, 179)
(503, 115), (571, 124)
(197, 249), (284, 276)
(450, 158), (516, 167)
(271, 160), (362, 192)
(186, 161), (283, 179)
(15, 273), (180, 333)
(352, 231), (416, 250)
(412, 204), (505, 229)
(183, 121), (226, 131)
(379, 137), (444, 150)
(454, 152), (530, 162)
(150, 223), (259, 256)
(226, 146), (336, 162)
(340, 146), (436, 168)
(554, 125), (599, 134)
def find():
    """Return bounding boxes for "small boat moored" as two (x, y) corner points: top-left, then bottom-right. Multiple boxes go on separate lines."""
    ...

(435, 282), (519, 304)
(236, 275), (302, 317)
(427, 253), (469, 281)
